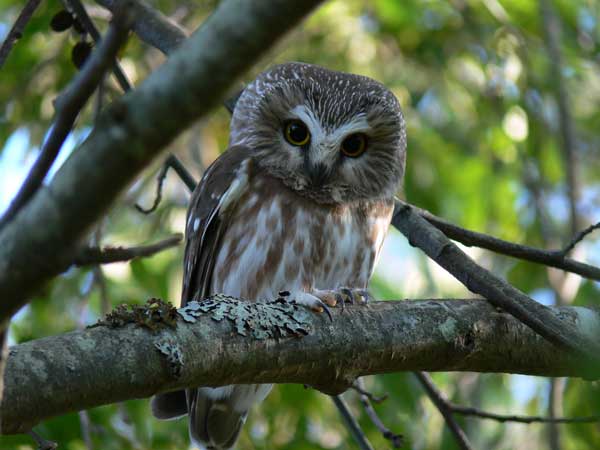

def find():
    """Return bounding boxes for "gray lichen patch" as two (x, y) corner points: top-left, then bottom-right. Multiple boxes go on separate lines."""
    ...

(90, 298), (178, 330)
(154, 338), (184, 378)
(179, 294), (312, 339)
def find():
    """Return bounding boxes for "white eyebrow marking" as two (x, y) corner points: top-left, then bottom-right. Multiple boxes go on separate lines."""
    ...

(289, 105), (371, 147)
(290, 104), (325, 142)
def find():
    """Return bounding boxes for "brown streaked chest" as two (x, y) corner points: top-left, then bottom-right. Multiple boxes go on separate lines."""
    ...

(211, 175), (393, 300)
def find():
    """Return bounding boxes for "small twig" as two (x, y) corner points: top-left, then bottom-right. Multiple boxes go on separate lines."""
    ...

(165, 154), (197, 192)
(65, 0), (132, 92)
(351, 380), (388, 404)
(355, 379), (402, 448)
(135, 163), (170, 213)
(414, 372), (474, 450)
(561, 221), (600, 256)
(411, 202), (600, 281)
(331, 395), (375, 450)
(28, 430), (58, 450)
(0, 6), (133, 231)
(451, 404), (600, 424)
(0, 0), (42, 69)
(135, 154), (196, 213)
(73, 234), (182, 266)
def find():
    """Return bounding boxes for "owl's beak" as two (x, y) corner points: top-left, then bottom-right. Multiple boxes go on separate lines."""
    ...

(306, 161), (330, 187)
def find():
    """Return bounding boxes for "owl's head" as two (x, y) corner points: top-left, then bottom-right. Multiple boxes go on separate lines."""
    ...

(230, 62), (406, 204)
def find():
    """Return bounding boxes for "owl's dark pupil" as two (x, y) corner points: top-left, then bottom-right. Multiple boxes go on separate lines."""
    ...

(343, 135), (361, 153)
(288, 123), (307, 142)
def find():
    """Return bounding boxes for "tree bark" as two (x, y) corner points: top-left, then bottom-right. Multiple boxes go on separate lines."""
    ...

(1, 298), (598, 434)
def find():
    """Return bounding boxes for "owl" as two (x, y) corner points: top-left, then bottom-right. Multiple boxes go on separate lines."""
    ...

(151, 62), (406, 449)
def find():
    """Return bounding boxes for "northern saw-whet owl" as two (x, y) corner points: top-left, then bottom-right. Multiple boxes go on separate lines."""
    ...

(151, 62), (406, 449)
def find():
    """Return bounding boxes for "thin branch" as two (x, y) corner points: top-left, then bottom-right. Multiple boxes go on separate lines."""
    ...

(561, 221), (600, 256)
(0, 6), (134, 232)
(0, 0), (42, 69)
(414, 372), (474, 450)
(135, 163), (170, 214)
(2, 298), (598, 434)
(94, 0), (188, 54)
(165, 154), (197, 192)
(392, 200), (600, 359)
(355, 379), (402, 448)
(73, 234), (182, 266)
(331, 395), (374, 450)
(351, 381), (387, 404)
(28, 430), (58, 450)
(451, 404), (600, 424)
(411, 202), (600, 281)
(134, 154), (198, 214)
(64, 0), (132, 92)
(0, 0), (325, 321)
(78, 411), (94, 450)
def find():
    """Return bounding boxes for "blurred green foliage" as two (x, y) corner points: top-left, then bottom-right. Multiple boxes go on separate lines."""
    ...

(1, 0), (600, 449)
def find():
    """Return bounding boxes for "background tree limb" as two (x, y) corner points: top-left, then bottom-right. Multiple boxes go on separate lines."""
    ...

(391, 201), (600, 359)
(1, 298), (598, 435)
(94, 0), (188, 54)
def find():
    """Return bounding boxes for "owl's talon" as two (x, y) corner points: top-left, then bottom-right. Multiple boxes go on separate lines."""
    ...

(358, 289), (371, 304)
(286, 291), (334, 321)
(340, 287), (354, 304)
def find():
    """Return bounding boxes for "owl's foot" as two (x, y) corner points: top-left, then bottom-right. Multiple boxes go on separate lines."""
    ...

(279, 290), (333, 321)
(312, 287), (370, 311)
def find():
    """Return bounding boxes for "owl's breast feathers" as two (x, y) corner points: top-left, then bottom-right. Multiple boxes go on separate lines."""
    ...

(183, 145), (393, 306)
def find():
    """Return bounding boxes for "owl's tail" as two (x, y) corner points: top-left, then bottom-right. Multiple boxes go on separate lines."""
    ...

(152, 384), (272, 450)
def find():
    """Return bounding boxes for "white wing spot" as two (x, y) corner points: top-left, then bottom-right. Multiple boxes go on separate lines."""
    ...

(193, 218), (200, 232)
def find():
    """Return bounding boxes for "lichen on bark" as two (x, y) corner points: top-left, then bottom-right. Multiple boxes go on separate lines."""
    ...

(178, 294), (312, 339)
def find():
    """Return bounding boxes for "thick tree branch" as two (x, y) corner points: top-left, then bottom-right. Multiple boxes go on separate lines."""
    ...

(409, 202), (600, 281)
(73, 234), (182, 266)
(94, 0), (188, 54)
(0, 7), (133, 232)
(391, 201), (600, 359)
(0, 0), (324, 322)
(1, 299), (598, 434)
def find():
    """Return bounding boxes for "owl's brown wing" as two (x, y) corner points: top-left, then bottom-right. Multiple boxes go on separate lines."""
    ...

(181, 145), (254, 306)
(152, 145), (254, 424)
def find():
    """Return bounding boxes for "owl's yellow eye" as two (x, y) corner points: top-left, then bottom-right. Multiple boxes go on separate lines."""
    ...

(340, 133), (367, 157)
(284, 120), (310, 146)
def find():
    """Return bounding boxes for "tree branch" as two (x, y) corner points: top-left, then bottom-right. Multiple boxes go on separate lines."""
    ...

(450, 404), (600, 424)
(391, 200), (600, 359)
(73, 234), (182, 266)
(331, 395), (374, 450)
(0, 6), (133, 231)
(410, 202), (600, 281)
(0, 0), (325, 323)
(94, 0), (188, 54)
(0, 0), (42, 69)
(355, 379), (402, 448)
(414, 372), (474, 450)
(1, 298), (598, 434)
